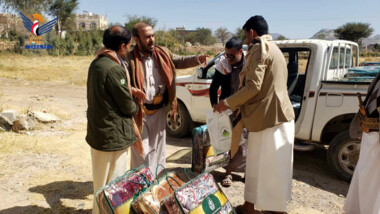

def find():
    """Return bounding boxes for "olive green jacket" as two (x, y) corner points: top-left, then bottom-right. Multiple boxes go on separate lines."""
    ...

(86, 55), (139, 151)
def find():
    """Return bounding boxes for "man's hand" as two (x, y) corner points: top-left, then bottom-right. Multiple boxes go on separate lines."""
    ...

(197, 55), (210, 66)
(131, 88), (147, 100)
(213, 99), (228, 113)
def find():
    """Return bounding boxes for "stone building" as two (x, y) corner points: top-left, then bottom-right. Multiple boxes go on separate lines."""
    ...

(73, 12), (108, 31)
(176, 26), (197, 37)
(0, 13), (27, 37)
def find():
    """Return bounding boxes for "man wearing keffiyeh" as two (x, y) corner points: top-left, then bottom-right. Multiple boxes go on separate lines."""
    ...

(344, 72), (380, 214)
(209, 37), (248, 188)
(86, 26), (143, 214)
(126, 22), (209, 176)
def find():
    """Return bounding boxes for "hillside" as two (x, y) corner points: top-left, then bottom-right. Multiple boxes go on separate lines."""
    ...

(311, 29), (380, 46)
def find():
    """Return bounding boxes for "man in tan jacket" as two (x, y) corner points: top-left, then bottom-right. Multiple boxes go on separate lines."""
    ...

(214, 16), (295, 214)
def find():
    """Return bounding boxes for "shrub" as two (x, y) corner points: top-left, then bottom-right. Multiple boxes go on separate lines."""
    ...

(13, 35), (25, 54)
(64, 34), (75, 55)
(155, 30), (181, 50)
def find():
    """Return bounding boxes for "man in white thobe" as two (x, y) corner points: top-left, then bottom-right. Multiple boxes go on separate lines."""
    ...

(345, 72), (380, 214)
(126, 22), (209, 176)
(214, 16), (295, 214)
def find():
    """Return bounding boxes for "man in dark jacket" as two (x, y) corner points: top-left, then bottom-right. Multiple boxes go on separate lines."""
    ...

(209, 37), (247, 187)
(210, 37), (245, 107)
(86, 25), (143, 214)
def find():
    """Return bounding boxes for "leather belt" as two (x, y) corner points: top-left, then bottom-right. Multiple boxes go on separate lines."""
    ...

(144, 101), (164, 111)
(360, 115), (379, 133)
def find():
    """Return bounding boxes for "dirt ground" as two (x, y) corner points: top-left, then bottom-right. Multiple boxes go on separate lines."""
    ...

(0, 77), (349, 214)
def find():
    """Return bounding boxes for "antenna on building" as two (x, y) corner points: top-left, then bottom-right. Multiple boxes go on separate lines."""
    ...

(82, 10), (89, 14)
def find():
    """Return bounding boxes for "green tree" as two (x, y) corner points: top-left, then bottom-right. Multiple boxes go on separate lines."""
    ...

(215, 27), (230, 44)
(108, 22), (123, 27)
(14, 35), (26, 54)
(90, 29), (103, 53)
(184, 31), (197, 45)
(233, 27), (245, 42)
(276, 35), (288, 40)
(194, 27), (216, 45)
(0, 0), (50, 14)
(124, 15), (157, 34)
(8, 29), (18, 41)
(334, 22), (373, 44)
(48, 0), (79, 38)
(46, 33), (62, 56)
(375, 43), (380, 52)
(63, 34), (75, 55)
(155, 29), (180, 50)
(75, 37), (87, 56)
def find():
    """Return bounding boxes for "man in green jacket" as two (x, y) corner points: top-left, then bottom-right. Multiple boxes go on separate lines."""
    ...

(86, 25), (143, 214)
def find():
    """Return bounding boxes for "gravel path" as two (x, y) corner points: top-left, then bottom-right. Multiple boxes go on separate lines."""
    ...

(0, 78), (349, 214)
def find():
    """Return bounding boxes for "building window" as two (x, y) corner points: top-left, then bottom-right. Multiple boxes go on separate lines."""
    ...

(91, 22), (96, 30)
(81, 22), (85, 29)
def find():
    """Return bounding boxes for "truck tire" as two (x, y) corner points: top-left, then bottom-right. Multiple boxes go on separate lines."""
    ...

(327, 130), (360, 182)
(166, 101), (193, 137)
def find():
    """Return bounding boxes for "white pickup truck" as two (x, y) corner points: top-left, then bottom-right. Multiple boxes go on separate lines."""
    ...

(166, 39), (369, 182)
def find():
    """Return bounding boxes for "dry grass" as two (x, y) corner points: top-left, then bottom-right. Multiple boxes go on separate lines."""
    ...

(44, 107), (71, 120)
(0, 132), (51, 154)
(0, 53), (93, 86)
(359, 56), (380, 63)
(0, 122), (86, 154)
(0, 103), (71, 121)
(177, 67), (199, 76)
(0, 103), (32, 115)
(0, 53), (378, 87)
(0, 53), (202, 86)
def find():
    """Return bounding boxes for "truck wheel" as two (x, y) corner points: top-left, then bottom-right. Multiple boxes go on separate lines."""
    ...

(327, 130), (360, 182)
(166, 101), (193, 137)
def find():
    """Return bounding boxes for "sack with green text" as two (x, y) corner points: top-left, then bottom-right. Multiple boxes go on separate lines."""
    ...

(174, 172), (236, 214)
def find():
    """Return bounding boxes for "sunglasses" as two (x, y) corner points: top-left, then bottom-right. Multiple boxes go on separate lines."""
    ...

(224, 51), (241, 60)
(225, 53), (236, 60)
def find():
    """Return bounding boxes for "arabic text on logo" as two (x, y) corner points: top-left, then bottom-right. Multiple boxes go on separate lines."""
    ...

(19, 12), (58, 49)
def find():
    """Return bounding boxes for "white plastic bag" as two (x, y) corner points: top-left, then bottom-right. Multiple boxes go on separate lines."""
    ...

(206, 109), (232, 154)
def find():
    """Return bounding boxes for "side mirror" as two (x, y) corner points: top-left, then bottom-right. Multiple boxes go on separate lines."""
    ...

(197, 67), (204, 79)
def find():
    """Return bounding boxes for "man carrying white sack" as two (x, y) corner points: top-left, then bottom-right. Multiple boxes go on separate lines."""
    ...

(214, 15), (295, 214)
(209, 36), (248, 187)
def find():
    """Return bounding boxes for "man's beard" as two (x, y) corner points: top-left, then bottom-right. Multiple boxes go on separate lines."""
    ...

(140, 42), (154, 54)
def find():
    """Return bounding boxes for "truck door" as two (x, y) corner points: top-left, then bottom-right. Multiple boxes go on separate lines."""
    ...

(189, 60), (218, 123)
(280, 47), (312, 138)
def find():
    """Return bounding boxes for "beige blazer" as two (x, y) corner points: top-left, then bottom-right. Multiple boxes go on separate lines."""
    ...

(226, 40), (295, 132)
